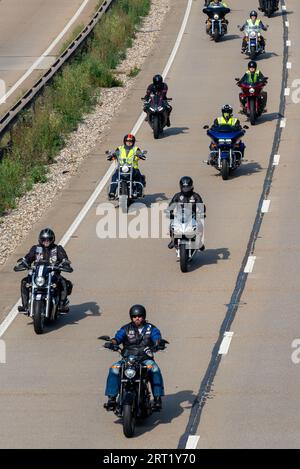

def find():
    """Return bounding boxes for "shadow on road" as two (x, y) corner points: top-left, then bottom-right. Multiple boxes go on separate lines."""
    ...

(162, 127), (189, 138)
(143, 193), (168, 207)
(187, 247), (230, 273)
(234, 161), (263, 177)
(255, 111), (282, 124)
(221, 34), (241, 41)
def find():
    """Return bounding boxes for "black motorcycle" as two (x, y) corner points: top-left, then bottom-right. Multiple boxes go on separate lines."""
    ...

(259, 0), (278, 17)
(203, 5), (230, 42)
(14, 258), (73, 334)
(142, 94), (172, 139)
(100, 336), (168, 438)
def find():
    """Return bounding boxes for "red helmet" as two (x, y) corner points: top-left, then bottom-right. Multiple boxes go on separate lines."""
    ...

(123, 134), (136, 145)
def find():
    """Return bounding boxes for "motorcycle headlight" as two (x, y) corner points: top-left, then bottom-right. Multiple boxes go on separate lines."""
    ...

(121, 164), (129, 173)
(250, 31), (256, 38)
(214, 14), (219, 19)
(218, 139), (226, 144)
(125, 368), (136, 379)
(225, 139), (232, 144)
(158, 106), (164, 111)
(249, 87), (255, 94)
(149, 107), (155, 112)
(36, 276), (45, 287)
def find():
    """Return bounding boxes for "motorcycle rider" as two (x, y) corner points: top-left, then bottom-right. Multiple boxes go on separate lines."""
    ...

(237, 60), (268, 113)
(205, 0), (229, 34)
(16, 228), (73, 313)
(168, 176), (206, 250)
(143, 74), (172, 127)
(107, 134), (146, 200)
(104, 304), (165, 411)
(209, 104), (245, 160)
(258, 0), (279, 12)
(240, 10), (268, 53)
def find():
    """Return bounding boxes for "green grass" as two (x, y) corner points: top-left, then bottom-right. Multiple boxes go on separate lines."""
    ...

(59, 23), (84, 55)
(0, 0), (151, 216)
(128, 66), (141, 77)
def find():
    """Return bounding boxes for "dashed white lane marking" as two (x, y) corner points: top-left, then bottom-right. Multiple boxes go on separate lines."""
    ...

(244, 256), (256, 273)
(287, 62), (292, 69)
(218, 332), (234, 355)
(0, 0), (194, 338)
(0, 0), (91, 105)
(282, 5), (287, 11)
(286, 40), (291, 47)
(273, 154), (280, 165)
(185, 435), (200, 449)
(285, 21), (289, 27)
(284, 88), (290, 96)
(280, 119), (286, 128)
(261, 199), (271, 213)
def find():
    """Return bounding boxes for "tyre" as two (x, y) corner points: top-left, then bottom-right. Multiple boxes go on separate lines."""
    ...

(266, 1), (273, 17)
(179, 244), (188, 273)
(123, 404), (135, 438)
(213, 30), (220, 42)
(250, 46), (256, 59)
(119, 181), (128, 213)
(33, 300), (45, 335)
(249, 98), (256, 125)
(221, 159), (229, 180)
(153, 116), (160, 139)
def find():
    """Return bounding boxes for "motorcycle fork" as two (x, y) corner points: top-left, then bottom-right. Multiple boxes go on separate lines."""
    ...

(218, 149), (221, 169)
(229, 149), (233, 168)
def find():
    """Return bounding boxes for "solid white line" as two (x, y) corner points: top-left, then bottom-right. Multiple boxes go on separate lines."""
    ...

(0, 0), (194, 338)
(273, 154), (280, 165)
(244, 256), (256, 273)
(0, 0), (91, 105)
(261, 199), (271, 213)
(185, 435), (200, 449)
(218, 332), (234, 355)
(284, 88), (290, 96)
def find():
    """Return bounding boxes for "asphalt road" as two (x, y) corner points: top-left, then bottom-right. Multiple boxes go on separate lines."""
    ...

(0, 0), (99, 113)
(0, 0), (298, 449)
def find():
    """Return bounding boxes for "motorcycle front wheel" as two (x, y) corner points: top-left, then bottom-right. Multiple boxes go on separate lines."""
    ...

(221, 159), (229, 180)
(119, 181), (129, 213)
(249, 98), (256, 125)
(123, 404), (136, 438)
(33, 300), (45, 334)
(180, 244), (188, 273)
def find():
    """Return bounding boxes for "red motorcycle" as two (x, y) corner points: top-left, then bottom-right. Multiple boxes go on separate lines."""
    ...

(236, 78), (268, 125)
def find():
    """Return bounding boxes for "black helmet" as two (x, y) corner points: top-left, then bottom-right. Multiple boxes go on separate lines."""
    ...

(129, 304), (146, 319)
(248, 60), (257, 70)
(153, 74), (163, 89)
(180, 176), (194, 194)
(123, 133), (136, 146)
(250, 10), (258, 17)
(39, 228), (55, 245)
(222, 104), (233, 121)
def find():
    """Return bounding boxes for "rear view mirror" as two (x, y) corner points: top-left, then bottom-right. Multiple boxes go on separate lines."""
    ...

(98, 335), (111, 341)
(235, 78), (240, 82)
(243, 125), (249, 129)
(203, 125), (209, 130)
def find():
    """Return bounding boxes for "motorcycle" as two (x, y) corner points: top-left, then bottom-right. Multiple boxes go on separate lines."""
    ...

(99, 336), (168, 438)
(239, 24), (267, 58)
(236, 77), (268, 125)
(203, 5), (230, 42)
(14, 258), (73, 334)
(203, 124), (248, 180)
(106, 149), (147, 213)
(142, 94), (172, 139)
(259, 0), (278, 17)
(170, 204), (205, 273)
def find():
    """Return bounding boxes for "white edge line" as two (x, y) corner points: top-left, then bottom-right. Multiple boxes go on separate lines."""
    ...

(185, 435), (200, 449)
(218, 331), (234, 355)
(0, 0), (91, 104)
(261, 199), (271, 213)
(244, 255), (256, 273)
(0, 0), (193, 338)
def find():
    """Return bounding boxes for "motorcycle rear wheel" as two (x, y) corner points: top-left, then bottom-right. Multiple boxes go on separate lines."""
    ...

(123, 404), (136, 438)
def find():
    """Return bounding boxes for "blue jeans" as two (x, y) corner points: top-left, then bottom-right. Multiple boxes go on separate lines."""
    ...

(105, 359), (164, 397)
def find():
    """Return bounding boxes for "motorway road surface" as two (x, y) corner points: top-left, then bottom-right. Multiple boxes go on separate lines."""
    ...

(0, 0), (99, 113)
(0, 0), (299, 449)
